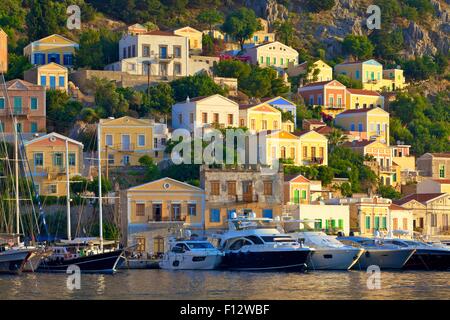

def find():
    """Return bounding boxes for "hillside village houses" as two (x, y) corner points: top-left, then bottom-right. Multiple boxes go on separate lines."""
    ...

(99, 116), (170, 167)
(417, 153), (450, 179)
(24, 62), (69, 93)
(24, 132), (84, 197)
(287, 59), (333, 82)
(246, 41), (299, 70)
(23, 34), (78, 67)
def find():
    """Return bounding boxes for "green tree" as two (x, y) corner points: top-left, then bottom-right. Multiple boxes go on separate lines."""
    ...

(170, 73), (226, 102)
(335, 74), (363, 89)
(213, 60), (252, 79)
(377, 185), (401, 200)
(26, 0), (64, 41)
(91, 78), (129, 117)
(305, 0), (336, 12)
(75, 29), (121, 69)
(274, 20), (295, 46)
(141, 83), (175, 116)
(197, 9), (223, 34)
(5, 54), (32, 81)
(221, 8), (261, 50)
(46, 90), (83, 134)
(342, 35), (374, 60)
(326, 128), (348, 152)
(139, 155), (160, 181)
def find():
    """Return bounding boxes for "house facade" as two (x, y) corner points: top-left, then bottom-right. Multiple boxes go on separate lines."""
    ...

(172, 94), (239, 133)
(246, 41), (298, 69)
(24, 62), (69, 92)
(105, 30), (189, 77)
(100, 116), (169, 167)
(417, 153), (450, 179)
(335, 107), (390, 145)
(345, 88), (384, 110)
(200, 164), (284, 230)
(287, 60), (333, 82)
(284, 174), (311, 205)
(120, 177), (206, 255)
(239, 102), (282, 133)
(294, 130), (328, 166)
(389, 204), (414, 236)
(0, 28), (7, 73)
(24, 132), (83, 197)
(298, 80), (347, 117)
(417, 179), (450, 194)
(23, 34), (78, 67)
(173, 26), (203, 52)
(263, 96), (297, 127)
(0, 79), (46, 135)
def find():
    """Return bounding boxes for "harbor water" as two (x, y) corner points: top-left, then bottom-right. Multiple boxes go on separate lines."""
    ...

(1, 270), (449, 300)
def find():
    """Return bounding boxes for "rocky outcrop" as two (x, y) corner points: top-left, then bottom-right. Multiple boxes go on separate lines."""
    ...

(244, 0), (289, 26)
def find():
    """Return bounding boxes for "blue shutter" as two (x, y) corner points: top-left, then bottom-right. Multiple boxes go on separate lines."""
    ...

(210, 209), (220, 223)
(50, 76), (56, 89)
(40, 75), (46, 86)
(262, 209), (273, 218)
(59, 76), (65, 87)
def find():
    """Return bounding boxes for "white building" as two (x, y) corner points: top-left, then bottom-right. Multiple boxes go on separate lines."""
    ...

(297, 204), (350, 235)
(105, 30), (190, 77)
(245, 41), (298, 70)
(171, 94), (239, 134)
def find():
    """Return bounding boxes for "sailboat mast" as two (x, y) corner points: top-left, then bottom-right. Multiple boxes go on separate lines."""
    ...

(65, 139), (71, 240)
(97, 123), (103, 251)
(14, 117), (20, 244)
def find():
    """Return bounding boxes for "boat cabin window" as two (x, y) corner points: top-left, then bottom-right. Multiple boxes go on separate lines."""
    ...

(261, 236), (296, 243)
(390, 240), (408, 247)
(172, 243), (190, 253)
(229, 239), (252, 251)
(245, 236), (264, 244)
(186, 242), (215, 249)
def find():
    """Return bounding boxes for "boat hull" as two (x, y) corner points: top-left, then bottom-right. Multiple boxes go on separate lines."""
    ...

(403, 249), (450, 270)
(352, 248), (415, 270)
(220, 249), (311, 271)
(36, 249), (124, 274)
(0, 250), (31, 274)
(160, 253), (223, 270)
(308, 248), (364, 270)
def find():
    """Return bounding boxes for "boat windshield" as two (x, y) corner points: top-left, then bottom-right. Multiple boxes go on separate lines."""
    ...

(186, 242), (215, 249)
(232, 219), (277, 230)
(260, 236), (296, 243)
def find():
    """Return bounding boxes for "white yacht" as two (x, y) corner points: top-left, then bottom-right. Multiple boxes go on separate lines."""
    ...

(214, 214), (313, 271)
(295, 232), (364, 270)
(159, 237), (224, 270)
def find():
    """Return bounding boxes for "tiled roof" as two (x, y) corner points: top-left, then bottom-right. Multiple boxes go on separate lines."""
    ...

(347, 88), (381, 96)
(342, 140), (375, 148)
(338, 108), (376, 115)
(394, 193), (446, 205)
(142, 30), (179, 36)
(300, 80), (333, 88)
(304, 119), (325, 125)
(314, 126), (333, 135)
(432, 179), (450, 184)
(429, 153), (450, 158)
(389, 203), (409, 211)
(284, 174), (310, 183)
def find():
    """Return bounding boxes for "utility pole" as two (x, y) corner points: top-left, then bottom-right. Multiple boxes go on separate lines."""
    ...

(105, 145), (109, 181)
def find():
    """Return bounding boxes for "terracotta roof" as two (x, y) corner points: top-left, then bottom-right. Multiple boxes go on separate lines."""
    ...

(346, 88), (381, 96)
(142, 30), (179, 37)
(314, 126), (333, 135)
(429, 153), (450, 158)
(304, 119), (325, 125)
(338, 107), (377, 115)
(432, 179), (450, 184)
(188, 96), (207, 102)
(300, 80), (334, 88)
(292, 129), (309, 137)
(284, 174), (310, 183)
(394, 193), (446, 206)
(389, 204), (409, 211)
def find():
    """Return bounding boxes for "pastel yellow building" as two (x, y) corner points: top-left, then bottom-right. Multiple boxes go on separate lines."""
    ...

(284, 174), (311, 205)
(24, 132), (84, 197)
(174, 26), (203, 52)
(263, 130), (300, 165)
(239, 102), (282, 133)
(23, 34), (78, 67)
(334, 59), (406, 91)
(24, 62), (68, 92)
(287, 59), (333, 82)
(121, 177), (205, 255)
(345, 88), (384, 110)
(282, 119), (295, 133)
(100, 116), (169, 167)
(335, 107), (390, 145)
(0, 28), (7, 73)
(348, 197), (392, 236)
(295, 130), (328, 166)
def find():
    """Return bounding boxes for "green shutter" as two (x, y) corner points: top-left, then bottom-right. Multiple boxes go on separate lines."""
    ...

(375, 216), (380, 230)
(338, 219), (344, 229)
(314, 220), (322, 230)
(365, 216), (370, 229)
(331, 220), (336, 228)
(301, 190), (307, 199)
(294, 190), (300, 204)
(382, 217), (387, 229)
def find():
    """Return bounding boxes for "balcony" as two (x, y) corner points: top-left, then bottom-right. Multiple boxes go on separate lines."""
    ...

(109, 143), (135, 152)
(235, 193), (259, 203)
(46, 166), (66, 176)
(154, 54), (176, 62)
(303, 157), (324, 165)
(9, 107), (30, 118)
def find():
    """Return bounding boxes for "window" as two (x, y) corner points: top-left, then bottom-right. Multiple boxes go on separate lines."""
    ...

(136, 203), (145, 216)
(382, 216), (387, 229)
(240, 119), (245, 127)
(228, 114), (233, 125)
(108, 154), (114, 165)
(309, 96), (314, 105)
(338, 219), (344, 229)
(251, 119), (256, 130)
(31, 122), (38, 133)
(172, 203), (181, 220)
(280, 58), (284, 65)
(34, 53), (45, 65)
(202, 113), (208, 124)
(174, 63), (182, 75)
(190, 113), (194, 124)
(329, 96), (334, 106)
(262, 120), (267, 130)
(374, 216), (380, 230)
(311, 147), (316, 158)
(403, 218), (408, 230)
(13, 97), (22, 113)
(123, 155), (130, 165)
(132, 45), (136, 57)
(358, 123), (363, 132)
(178, 113), (183, 124)
(63, 53), (73, 66)
(319, 147), (324, 158)
(317, 96), (322, 105)
(365, 216), (370, 229)
(439, 165), (445, 178)
(16, 123), (22, 133)
(273, 120), (278, 130)
(253, 35), (258, 42)
(263, 181), (272, 196)
(227, 181), (236, 196)
(136, 237), (146, 253)
(188, 203), (196, 216)
(303, 146), (307, 158)
(30, 97), (38, 110)
(211, 181), (220, 195)
(350, 123), (355, 131)
(69, 153), (76, 166)
(281, 146), (286, 159)
(34, 153), (43, 166)
(262, 209), (273, 218)
(153, 138), (158, 148)
(315, 219), (322, 230)
(0, 97), (4, 109)
(431, 214), (437, 227)
(210, 209), (220, 223)
(213, 113), (219, 123)
(49, 76), (56, 89)
(128, 46), (131, 58)
(142, 45), (150, 57)
(138, 134), (145, 147)
(355, 70), (360, 79)
(337, 97), (342, 107)
(290, 147), (295, 160)
(266, 56), (270, 65)
(123, 48), (127, 59)
(273, 57), (276, 65)
(260, 56), (264, 64)
(59, 76), (65, 87)
(40, 75), (46, 86)
(105, 135), (113, 146)
(49, 184), (57, 194)
(173, 46), (182, 58)
(301, 189), (307, 200)
(53, 153), (63, 166)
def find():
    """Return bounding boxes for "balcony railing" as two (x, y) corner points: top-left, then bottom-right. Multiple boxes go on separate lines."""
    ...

(235, 193), (258, 203)
(108, 143), (135, 152)
(303, 157), (324, 165)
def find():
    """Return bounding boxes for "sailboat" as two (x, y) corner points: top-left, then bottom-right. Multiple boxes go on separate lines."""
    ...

(37, 124), (124, 274)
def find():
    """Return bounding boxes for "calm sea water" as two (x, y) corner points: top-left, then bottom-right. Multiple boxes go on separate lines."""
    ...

(0, 270), (449, 300)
